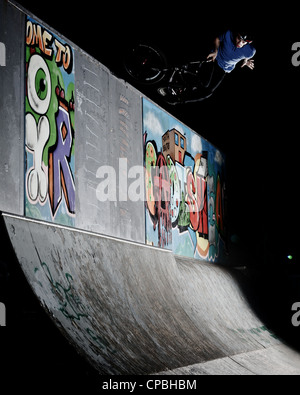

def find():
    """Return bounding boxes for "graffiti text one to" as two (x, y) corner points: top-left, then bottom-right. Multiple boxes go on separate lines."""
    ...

(26, 20), (73, 73)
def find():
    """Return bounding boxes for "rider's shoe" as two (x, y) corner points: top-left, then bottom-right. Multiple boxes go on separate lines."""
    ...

(157, 87), (185, 105)
(157, 87), (168, 97)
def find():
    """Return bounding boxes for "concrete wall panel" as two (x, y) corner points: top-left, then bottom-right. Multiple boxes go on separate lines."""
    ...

(108, 75), (145, 242)
(0, 0), (24, 215)
(74, 50), (111, 233)
(74, 48), (145, 242)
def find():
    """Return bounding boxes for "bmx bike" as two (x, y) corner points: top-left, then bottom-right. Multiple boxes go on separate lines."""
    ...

(123, 42), (210, 104)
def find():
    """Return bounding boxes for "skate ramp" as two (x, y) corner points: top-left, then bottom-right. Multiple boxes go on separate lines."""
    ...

(4, 213), (300, 375)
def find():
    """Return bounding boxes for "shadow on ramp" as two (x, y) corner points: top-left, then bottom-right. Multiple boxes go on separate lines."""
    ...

(3, 213), (300, 375)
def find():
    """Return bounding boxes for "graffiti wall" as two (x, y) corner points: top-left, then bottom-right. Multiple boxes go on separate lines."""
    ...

(25, 17), (75, 226)
(143, 99), (227, 262)
(23, 15), (226, 262)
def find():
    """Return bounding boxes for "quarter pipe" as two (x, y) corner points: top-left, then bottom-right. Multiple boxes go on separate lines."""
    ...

(3, 213), (300, 375)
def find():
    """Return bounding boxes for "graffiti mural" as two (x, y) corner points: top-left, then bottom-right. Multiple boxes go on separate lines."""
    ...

(25, 17), (75, 226)
(143, 98), (227, 262)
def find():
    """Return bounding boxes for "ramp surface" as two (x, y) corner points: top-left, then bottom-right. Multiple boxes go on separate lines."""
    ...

(4, 213), (300, 375)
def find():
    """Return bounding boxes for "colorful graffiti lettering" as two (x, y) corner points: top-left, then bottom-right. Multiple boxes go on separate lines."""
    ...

(25, 17), (75, 225)
(143, 99), (227, 262)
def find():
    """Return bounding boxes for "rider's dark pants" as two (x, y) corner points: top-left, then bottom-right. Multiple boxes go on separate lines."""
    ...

(184, 61), (226, 103)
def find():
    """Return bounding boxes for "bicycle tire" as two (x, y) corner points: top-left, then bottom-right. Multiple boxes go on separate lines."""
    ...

(123, 43), (168, 85)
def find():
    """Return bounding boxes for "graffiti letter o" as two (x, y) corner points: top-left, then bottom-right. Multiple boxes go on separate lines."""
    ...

(27, 54), (51, 115)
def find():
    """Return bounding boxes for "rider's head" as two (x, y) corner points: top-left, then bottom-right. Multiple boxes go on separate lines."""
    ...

(235, 31), (253, 48)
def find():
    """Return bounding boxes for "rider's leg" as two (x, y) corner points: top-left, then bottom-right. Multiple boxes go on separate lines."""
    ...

(198, 61), (215, 88)
(183, 64), (226, 103)
(208, 63), (226, 94)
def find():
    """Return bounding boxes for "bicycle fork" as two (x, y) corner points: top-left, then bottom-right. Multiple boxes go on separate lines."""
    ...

(168, 67), (185, 96)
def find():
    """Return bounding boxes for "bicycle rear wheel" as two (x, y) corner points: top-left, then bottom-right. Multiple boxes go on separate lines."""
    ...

(123, 43), (168, 85)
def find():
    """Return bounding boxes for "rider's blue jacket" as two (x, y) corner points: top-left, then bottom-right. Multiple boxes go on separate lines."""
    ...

(216, 30), (256, 73)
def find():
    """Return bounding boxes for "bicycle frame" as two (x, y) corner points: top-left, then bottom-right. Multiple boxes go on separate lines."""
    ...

(123, 43), (210, 102)
(157, 60), (207, 94)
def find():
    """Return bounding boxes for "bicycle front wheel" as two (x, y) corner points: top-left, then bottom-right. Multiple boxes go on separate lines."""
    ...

(123, 43), (168, 85)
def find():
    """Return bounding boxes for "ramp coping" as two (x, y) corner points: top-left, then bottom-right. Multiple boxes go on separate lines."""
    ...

(2, 212), (172, 254)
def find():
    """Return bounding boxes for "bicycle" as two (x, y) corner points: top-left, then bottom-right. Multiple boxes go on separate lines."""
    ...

(123, 42), (210, 104)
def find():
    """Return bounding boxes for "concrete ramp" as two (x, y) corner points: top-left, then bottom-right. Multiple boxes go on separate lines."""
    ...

(4, 213), (300, 375)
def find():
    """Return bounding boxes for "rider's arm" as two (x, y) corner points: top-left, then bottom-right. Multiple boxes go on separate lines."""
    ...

(241, 47), (256, 70)
(207, 37), (220, 62)
(241, 58), (255, 70)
